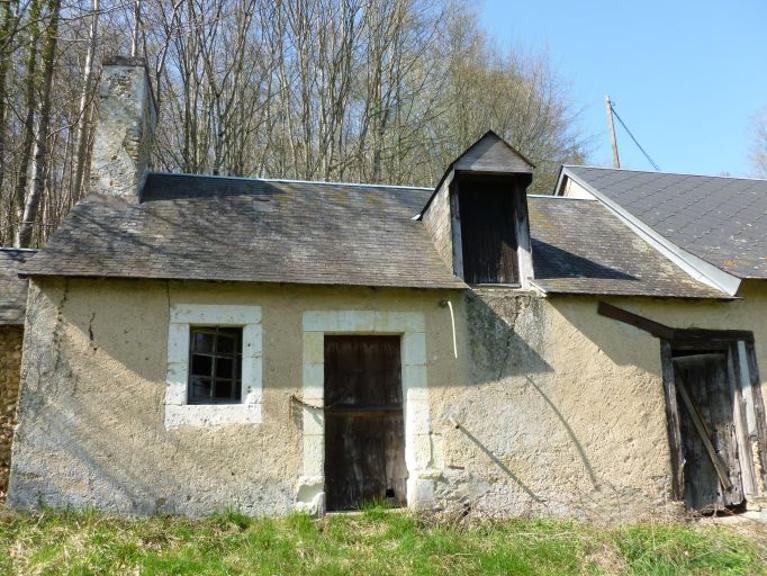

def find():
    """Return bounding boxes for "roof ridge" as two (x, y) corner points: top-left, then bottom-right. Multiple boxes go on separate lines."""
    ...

(147, 171), (433, 191)
(564, 164), (767, 184)
(527, 194), (594, 200)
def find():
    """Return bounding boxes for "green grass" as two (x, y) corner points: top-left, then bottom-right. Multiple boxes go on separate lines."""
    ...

(0, 507), (764, 575)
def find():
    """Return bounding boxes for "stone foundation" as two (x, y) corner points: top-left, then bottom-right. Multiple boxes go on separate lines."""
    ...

(0, 326), (23, 500)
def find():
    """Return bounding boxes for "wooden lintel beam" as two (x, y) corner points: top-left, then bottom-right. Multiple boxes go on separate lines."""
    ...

(597, 302), (676, 341)
(597, 302), (754, 344)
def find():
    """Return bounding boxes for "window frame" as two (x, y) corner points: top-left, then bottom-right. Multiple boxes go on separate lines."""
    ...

(164, 304), (262, 428)
(187, 326), (243, 405)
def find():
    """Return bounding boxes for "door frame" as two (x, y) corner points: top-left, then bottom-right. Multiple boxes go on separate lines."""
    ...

(661, 334), (767, 506)
(296, 310), (432, 515)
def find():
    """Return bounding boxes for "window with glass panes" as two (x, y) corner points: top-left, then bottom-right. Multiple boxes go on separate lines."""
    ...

(188, 326), (243, 404)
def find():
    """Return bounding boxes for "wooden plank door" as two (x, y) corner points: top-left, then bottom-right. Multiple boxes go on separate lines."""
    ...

(324, 335), (407, 511)
(457, 179), (519, 285)
(673, 353), (744, 511)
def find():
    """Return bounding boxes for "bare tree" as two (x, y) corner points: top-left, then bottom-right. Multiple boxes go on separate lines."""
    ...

(17, 0), (62, 247)
(71, 0), (100, 204)
(752, 108), (767, 178)
(0, 0), (589, 246)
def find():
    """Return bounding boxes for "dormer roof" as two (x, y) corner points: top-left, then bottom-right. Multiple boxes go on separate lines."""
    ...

(419, 130), (534, 218)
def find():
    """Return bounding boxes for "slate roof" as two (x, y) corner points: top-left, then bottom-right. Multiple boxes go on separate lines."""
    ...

(21, 174), (466, 290)
(0, 248), (36, 325)
(528, 197), (727, 299)
(565, 166), (767, 279)
(21, 171), (726, 299)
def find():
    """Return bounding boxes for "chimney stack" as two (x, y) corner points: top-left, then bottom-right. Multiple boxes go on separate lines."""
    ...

(89, 56), (157, 201)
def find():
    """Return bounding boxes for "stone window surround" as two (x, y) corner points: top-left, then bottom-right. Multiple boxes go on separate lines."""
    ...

(296, 310), (434, 515)
(165, 304), (262, 429)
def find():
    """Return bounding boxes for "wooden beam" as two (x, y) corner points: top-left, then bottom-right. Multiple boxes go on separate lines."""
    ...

(745, 341), (767, 494)
(675, 377), (733, 491)
(598, 302), (754, 344)
(660, 341), (685, 500)
(597, 301), (675, 340)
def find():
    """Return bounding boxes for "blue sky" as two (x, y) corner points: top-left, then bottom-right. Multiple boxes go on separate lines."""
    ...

(478, 0), (767, 177)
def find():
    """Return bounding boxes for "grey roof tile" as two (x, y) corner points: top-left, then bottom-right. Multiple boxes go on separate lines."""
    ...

(528, 197), (727, 299)
(21, 172), (724, 299)
(22, 174), (465, 290)
(567, 166), (767, 278)
(0, 248), (36, 324)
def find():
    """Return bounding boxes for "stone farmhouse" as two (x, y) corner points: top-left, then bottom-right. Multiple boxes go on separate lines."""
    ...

(3, 57), (767, 520)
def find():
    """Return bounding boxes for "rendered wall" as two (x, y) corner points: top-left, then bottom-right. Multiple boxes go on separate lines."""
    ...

(9, 277), (767, 520)
(8, 279), (458, 516)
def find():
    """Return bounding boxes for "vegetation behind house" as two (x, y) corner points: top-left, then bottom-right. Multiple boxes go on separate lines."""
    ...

(0, 0), (588, 248)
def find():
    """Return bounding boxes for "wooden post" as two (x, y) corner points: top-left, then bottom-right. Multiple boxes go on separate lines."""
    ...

(605, 95), (620, 168)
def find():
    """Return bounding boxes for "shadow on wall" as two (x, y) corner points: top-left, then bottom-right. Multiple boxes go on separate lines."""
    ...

(464, 291), (552, 383)
(457, 291), (600, 500)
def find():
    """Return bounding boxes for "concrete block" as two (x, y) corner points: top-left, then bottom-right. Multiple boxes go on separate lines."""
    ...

(303, 363), (324, 401)
(402, 332), (427, 366)
(337, 311), (375, 332)
(374, 311), (425, 333)
(303, 332), (324, 364)
(303, 311), (339, 332)
(243, 324), (263, 358)
(166, 323), (190, 365)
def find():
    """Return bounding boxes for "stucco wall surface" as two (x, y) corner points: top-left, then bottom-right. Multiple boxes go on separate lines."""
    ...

(430, 283), (767, 522)
(0, 325), (23, 499)
(431, 289), (678, 522)
(9, 277), (767, 520)
(8, 279), (458, 516)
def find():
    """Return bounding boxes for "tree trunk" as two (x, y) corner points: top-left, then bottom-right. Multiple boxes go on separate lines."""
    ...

(72, 0), (99, 203)
(131, 0), (141, 58)
(12, 0), (41, 243)
(17, 0), (61, 248)
(0, 0), (19, 203)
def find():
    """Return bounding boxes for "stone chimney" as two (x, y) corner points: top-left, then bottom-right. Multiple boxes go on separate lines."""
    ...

(89, 56), (157, 201)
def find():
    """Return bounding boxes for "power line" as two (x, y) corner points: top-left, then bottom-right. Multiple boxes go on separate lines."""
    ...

(609, 102), (661, 171)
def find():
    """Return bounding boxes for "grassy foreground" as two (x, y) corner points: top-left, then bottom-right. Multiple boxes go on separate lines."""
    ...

(0, 507), (764, 575)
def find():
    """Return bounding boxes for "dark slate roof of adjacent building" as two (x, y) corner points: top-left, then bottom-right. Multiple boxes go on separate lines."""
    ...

(565, 166), (767, 279)
(528, 197), (727, 299)
(0, 248), (36, 325)
(21, 174), (466, 290)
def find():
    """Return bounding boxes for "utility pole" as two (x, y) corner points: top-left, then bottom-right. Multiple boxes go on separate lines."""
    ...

(605, 95), (620, 168)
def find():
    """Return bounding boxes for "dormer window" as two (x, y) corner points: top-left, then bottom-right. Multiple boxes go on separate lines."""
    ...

(457, 174), (519, 285)
(420, 130), (535, 289)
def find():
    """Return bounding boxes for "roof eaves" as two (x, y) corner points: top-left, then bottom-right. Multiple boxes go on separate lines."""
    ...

(144, 171), (433, 191)
(560, 167), (741, 296)
(19, 269), (468, 291)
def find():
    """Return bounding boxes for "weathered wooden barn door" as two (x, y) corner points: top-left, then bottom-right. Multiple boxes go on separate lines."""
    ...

(324, 335), (407, 511)
(457, 177), (519, 285)
(673, 352), (744, 512)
